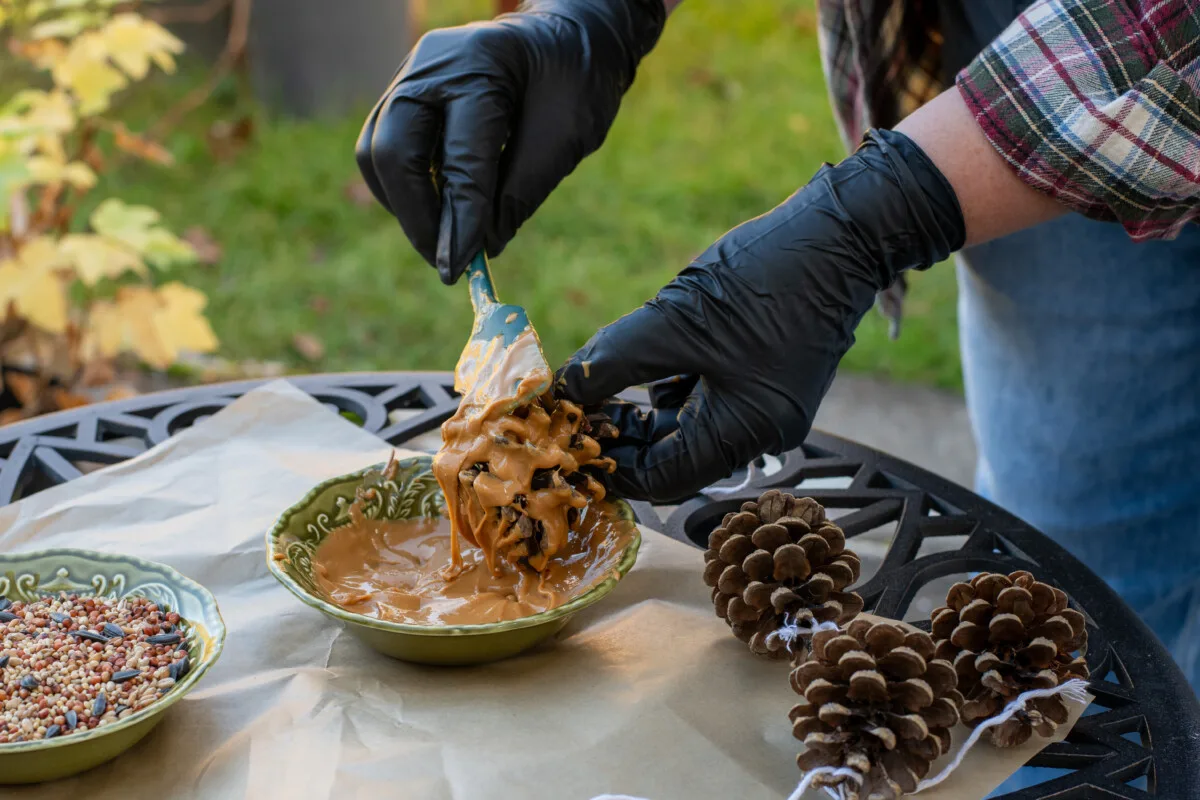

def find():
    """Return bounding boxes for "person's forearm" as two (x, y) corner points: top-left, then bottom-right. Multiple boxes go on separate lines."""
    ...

(895, 87), (1064, 247)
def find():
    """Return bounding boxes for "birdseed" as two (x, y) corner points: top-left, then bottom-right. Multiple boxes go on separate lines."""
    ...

(0, 594), (190, 744)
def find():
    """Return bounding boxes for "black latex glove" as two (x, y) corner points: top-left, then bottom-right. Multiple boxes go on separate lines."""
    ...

(557, 129), (966, 503)
(356, 0), (665, 284)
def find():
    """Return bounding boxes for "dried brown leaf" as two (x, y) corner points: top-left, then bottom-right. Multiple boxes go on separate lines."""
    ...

(112, 123), (174, 165)
(309, 295), (329, 314)
(206, 116), (254, 161)
(291, 332), (325, 362)
(344, 178), (375, 208)
(51, 387), (91, 410)
(183, 226), (222, 265)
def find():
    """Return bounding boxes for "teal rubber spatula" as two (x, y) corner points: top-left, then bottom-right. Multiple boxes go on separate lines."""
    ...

(452, 252), (552, 417)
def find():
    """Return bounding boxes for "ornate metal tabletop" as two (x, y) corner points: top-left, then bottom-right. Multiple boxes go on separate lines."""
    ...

(0, 371), (1195, 798)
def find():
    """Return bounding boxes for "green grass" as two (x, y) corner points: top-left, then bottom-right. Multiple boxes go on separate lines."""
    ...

(91, 0), (962, 389)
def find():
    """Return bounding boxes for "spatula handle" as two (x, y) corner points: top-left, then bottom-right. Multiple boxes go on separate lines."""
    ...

(464, 252), (498, 313)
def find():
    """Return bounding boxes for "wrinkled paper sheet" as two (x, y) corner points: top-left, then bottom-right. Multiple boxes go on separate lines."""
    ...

(0, 381), (1087, 800)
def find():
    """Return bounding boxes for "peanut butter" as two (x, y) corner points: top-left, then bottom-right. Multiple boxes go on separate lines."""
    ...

(311, 500), (634, 625)
(434, 328), (615, 577)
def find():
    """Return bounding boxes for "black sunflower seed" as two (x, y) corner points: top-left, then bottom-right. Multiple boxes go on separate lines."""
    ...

(112, 669), (140, 683)
(71, 630), (108, 643)
(0, 598), (10, 611)
(146, 633), (181, 646)
(115, 704), (129, 715)
(20, 675), (38, 690)
(50, 612), (70, 625)
(0, 611), (17, 623)
(0, 655), (9, 670)
(44, 725), (61, 740)
(102, 623), (125, 639)
(65, 709), (77, 730)
(93, 692), (107, 716)
(168, 655), (190, 681)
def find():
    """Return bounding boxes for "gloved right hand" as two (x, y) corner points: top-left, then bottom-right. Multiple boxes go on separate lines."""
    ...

(356, 0), (666, 284)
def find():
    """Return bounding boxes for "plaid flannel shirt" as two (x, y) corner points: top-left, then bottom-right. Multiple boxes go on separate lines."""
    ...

(817, 0), (1200, 333)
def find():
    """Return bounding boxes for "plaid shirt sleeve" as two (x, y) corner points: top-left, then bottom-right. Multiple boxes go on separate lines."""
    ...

(957, 0), (1200, 240)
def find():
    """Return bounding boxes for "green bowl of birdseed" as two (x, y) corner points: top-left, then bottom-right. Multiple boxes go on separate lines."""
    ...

(0, 549), (225, 784)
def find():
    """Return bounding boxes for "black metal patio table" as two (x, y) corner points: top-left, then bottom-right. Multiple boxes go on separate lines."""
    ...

(0, 371), (1196, 798)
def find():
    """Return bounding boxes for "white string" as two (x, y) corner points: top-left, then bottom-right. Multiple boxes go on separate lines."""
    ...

(786, 766), (864, 800)
(913, 678), (1091, 794)
(766, 613), (842, 654)
(700, 461), (759, 496)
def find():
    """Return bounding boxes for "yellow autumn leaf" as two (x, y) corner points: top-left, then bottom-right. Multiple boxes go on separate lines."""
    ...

(58, 233), (145, 284)
(0, 237), (69, 332)
(154, 282), (219, 355)
(52, 31), (126, 115)
(90, 198), (195, 267)
(100, 14), (182, 80)
(84, 298), (125, 359)
(25, 154), (97, 189)
(0, 90), (74, 138)
(31, 13), (102, 40)
(87, 283), (217, 368)
(90, 197), (159, 243)
(11, 37), (69, 71)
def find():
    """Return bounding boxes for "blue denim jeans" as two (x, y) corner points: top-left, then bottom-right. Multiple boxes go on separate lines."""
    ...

(957, 213), (1200, 693)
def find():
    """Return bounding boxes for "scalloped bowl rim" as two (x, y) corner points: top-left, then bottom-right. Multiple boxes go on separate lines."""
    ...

(265, 458), (642, 637)
(0, 547), (227, 755)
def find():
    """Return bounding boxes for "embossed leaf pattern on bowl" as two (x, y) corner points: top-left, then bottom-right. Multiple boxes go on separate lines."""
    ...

(275, 458), (443, 601)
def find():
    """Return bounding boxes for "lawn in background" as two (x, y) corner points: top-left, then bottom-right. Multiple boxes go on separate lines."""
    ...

(95, 0), (962, 389)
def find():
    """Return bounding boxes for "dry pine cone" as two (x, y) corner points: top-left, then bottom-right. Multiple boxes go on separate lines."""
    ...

(790, 619), (962, 799)
(703, 490), (864, 658)
(931, 570), (1089, 748)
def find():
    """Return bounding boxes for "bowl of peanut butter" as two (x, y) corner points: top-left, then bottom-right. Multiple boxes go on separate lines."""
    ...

(265, 451), (640, 666)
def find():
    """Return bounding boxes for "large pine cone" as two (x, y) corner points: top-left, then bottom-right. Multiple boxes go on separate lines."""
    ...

(931, 570), (1089, 748)
(789, 619), (962, 799)
(703, 490), (864, 658)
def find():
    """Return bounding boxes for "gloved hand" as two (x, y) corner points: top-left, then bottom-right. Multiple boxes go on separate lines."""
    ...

(355, 0), (666, 284)
(557, 129), (966, 503)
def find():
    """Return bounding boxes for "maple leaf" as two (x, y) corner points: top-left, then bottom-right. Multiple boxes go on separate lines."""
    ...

(52, 31), (127, 115)
(86, 283), (218, 369)
(25, 153), (97, 189)
(58, 232), (145, 284)
(0, 90), (75, 139)
(100, 14), (183, 79)
(0, 237), (69, 333)
(89, 198), (194, 267)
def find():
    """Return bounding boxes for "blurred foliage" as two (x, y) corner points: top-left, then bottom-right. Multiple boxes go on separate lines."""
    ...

(83, 0), (962, 390)
(0, 0), (216, 420)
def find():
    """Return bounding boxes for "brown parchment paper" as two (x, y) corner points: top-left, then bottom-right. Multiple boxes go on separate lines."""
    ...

(0, 381), (1088, 800)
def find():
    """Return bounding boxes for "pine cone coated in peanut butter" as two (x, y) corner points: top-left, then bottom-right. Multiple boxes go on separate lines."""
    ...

(703, 489), (863, 659)
(931, 570), (1089, 748)
(789, 619), (963, 799)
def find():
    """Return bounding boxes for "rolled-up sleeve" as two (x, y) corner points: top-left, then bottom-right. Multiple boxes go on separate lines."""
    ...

(956, 0), (1200, 240)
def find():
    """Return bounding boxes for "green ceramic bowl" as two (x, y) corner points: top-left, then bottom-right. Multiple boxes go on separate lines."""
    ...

(0, 549), (225, 785)
(266, 455), (640, 666)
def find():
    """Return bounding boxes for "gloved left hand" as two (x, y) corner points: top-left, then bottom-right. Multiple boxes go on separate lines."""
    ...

(556, 129), (966, 503)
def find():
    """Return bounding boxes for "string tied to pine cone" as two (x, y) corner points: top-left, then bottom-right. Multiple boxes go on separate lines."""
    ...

(704, 489), (864, 659)
(931, 570), (1090, 748)
(788, 618), (964, 800)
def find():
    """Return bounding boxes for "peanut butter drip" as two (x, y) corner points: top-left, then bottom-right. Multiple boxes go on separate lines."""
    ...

(312, 502), (634, 625)
(434, 383), (616, 577)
